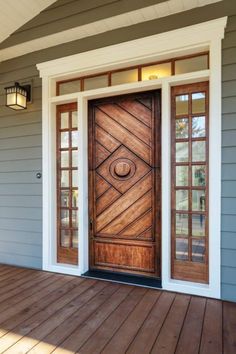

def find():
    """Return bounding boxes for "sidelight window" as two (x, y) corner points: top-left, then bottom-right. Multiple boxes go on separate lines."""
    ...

(171, 82), (209, 283)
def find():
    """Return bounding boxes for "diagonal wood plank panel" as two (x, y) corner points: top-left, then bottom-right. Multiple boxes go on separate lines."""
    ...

(89, 91), (161, 277)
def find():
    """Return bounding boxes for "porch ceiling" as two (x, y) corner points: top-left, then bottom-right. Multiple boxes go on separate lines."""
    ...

(0, 0), (56, 44)
(0, 0), (223, 63)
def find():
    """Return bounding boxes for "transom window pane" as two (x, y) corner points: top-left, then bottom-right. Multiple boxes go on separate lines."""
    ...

(141, 62), (171, 80)
(111, 69), (138, 85)
(58, 79), (81, 96)
(84, 75), (108, 91)
(175, 55), (208, 75)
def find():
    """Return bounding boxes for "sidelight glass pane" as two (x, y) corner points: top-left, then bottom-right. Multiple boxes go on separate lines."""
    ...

(176, 213), (189, 236)
(176, 190), (188, 210)
(192, 238), (205, 262)
(176, 118), (188, 139)
(141, 62), (171, 80)
(84, 75), (108, 91)
(175, 55), (208, 75)
(111, 69), (138, 85)
(61, 132), (69, 148)
(176, 166), (188, 186)
(61, 151), (69, 168)
(60, 112), (69, 129)
(71, 131), (78, 147)
(192, 165), (206, 187)
(72, 210), (78, 228)
(61, 170), (69, 188)
(61, 190), (69, 207)
(72, 170), (78, 188)
(72, 150), (78, 167)
(60, 230), (71, 247)
(72, 111), (78, 128)
(192, 92), (206, 114)
(192, 141), (206, 162)
(192, 190), (206, 211)
(176, 238), (188, 260)
(72, 230), (78, 248)
(175, 95), (188, 115)
(176, 142), (189, 162)
(72, 190), (78, 208)
(192, 116), (205, 137)
(61, 209), (69, 227)
(192, 214), (206, 237)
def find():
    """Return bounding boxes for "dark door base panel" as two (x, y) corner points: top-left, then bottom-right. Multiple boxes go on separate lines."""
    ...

(82, 270), (162, 289)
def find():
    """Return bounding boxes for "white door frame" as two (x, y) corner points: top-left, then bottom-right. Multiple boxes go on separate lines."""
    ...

(37, 17), (227, 298)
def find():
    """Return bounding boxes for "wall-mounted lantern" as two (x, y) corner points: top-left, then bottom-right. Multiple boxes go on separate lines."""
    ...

(5, 82), (31, 110)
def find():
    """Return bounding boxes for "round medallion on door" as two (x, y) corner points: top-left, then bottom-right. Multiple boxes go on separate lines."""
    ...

(110, 158), (136, 180)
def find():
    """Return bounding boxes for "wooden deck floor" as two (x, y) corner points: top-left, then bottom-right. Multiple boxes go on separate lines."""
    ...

(0, 265), (235, 354)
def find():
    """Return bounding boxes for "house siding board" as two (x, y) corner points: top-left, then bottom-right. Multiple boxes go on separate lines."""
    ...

(0, 0), (235, 300)
(0, 67), (42, 268)
(222, 11), (236, 301)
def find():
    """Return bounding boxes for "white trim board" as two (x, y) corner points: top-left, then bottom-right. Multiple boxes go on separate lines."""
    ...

(38, 17), (227, 298)
(0, 0), (222, 62)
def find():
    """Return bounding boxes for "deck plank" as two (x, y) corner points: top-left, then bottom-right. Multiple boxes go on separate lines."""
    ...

(101, 289), (159, 354)
(0, 271), (56, 313)
(0, 278), (98, 353)
(175, 296), (206, 354)
(150, 294), (190, 354)
(0, 275), (82, 341)
(223, 301), (236, 354)
(199, 299), (222, 354)
(126, 291), (175, 354)
(2, 282), (115, 354)
(0, 266), (233, 354)
(29, 285), (133, 354)
(79, 286), (151, 354)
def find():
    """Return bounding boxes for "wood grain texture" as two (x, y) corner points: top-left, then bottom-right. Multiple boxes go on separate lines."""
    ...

(0, 265), (233, 354)
(89, 91), (161, 277)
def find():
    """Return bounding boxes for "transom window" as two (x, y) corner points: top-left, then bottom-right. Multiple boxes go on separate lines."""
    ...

(56, 53), (209, 95)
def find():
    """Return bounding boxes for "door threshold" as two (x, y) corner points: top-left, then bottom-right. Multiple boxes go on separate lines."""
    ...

(82, 270), (162, 289)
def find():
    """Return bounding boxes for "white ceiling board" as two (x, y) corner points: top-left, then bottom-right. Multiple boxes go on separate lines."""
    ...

(0, 0), (223, 62)
(0, 0), (57, 44)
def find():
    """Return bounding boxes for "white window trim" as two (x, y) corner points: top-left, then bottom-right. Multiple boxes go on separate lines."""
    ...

(37, 17), (227, 298)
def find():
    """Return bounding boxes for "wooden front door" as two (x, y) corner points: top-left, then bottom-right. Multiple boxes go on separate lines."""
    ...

(88, 91), (161, 277)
